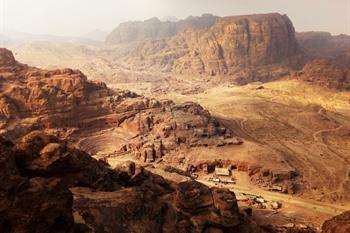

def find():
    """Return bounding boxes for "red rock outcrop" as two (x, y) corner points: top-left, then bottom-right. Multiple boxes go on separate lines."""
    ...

(121, 13), (301, 84)
(321, 211), (350, 233)
(0, 132), (262, 233)
(0, 48), (17, 67)
(294, 32), (350, 90)
(0, 48), (238, 159)
(294, 58), (350, 90)
(0, 135), (74, 233)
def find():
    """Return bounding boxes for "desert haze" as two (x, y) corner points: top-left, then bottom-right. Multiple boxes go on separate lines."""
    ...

(0, 1), (350, 233)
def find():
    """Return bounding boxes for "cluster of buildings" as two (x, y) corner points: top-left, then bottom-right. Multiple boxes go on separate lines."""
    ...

(238, 193), (282, 210)
(208, 167), (236, 184)
(210, 167), (282, 210)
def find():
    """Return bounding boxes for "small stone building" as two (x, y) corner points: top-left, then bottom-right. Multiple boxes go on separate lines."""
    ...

(215, 167), (230, 176)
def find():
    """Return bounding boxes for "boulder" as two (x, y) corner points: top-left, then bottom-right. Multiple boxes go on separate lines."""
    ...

(176, 181), (213, 215)
(0, 137), (74, 233)
(322, 211), (350, 233)
(0, 133), (263, 233)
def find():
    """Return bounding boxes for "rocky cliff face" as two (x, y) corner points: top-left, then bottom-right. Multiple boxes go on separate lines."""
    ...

(0, 48), (115, 133)
(120, 13), (301, 84)
(0, 134), (75, 233)
(0, 48), (238, 159)
(106, 14), (218, 44)
(0, 132), (261, 233)
(321, 211), (350, 233)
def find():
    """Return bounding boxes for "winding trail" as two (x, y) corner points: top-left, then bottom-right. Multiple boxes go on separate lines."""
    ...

(239, 117), (248, 134)
(312, 108), (349, 169)
(312, 125), (343, 144)
(312, 108), (343, 144)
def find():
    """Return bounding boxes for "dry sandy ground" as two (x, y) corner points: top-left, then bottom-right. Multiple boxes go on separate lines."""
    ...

(154, 80), (350, 203)
(120, 78), (350, 227)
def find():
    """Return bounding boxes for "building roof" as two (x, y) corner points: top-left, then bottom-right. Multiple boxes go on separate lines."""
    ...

(215, 167), (230, 176)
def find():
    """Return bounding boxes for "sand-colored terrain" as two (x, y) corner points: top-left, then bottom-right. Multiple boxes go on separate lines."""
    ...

(9, 41), (350, 229)
(99, 78), (350, 229)
(156, 80), (350, 202)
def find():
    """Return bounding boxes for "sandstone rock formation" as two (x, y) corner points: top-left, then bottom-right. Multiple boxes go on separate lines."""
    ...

(294, 58), (350, 90)
(120, 13), (301, 84)
(0, 48), (238, 160)
(106, 14), (218, 44)
(294, 32), (350, 90)
(321, 211), (350, 233)
(0, 132), (262, 233)
(0, 135), (75, 233)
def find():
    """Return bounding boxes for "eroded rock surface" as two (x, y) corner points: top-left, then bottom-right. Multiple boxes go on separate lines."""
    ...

(0, 135), (74, 233)
(321, 211), (350, 233)
(294, 58), (350, 91)
(294, 32), (350, 90)
(0, 48), (238, 159)
(121, 13), (301, 84)
(0, 132), (262, 233)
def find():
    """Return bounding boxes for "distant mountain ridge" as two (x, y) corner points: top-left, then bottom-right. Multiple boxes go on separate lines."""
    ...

(82, 29), (109, 41)
(8, 13), (350, 90)
(106, 13), (219, 44)
(296, 31), (350, 59)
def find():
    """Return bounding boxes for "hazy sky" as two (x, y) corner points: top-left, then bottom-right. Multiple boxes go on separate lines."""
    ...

(1, 0), (349, 36)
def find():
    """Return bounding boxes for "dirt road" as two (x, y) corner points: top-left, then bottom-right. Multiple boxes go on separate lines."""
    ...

(197, 179), (349, 216)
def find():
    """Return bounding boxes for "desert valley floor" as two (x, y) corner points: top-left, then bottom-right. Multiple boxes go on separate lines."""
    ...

(94, 76), (350, 227)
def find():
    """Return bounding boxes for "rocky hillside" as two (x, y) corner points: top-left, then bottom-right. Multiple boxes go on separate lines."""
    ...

(0, 131), (262, 233)
(0, 48), (239, 159)
(294, 59), (350, 91)
(296, 31), (350, 59)
(1, 130), (347, 232)
(119, 13), (301, 84)
(293, 32), (350, 90)
(10, 14), (350, 91)
(106, 14), (218, 44)
(321, 210), (350, 233)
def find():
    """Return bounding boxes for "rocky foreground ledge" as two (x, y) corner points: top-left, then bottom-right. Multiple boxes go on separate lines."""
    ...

(1, 131), (349, 233)
(0, 131), (261, 233)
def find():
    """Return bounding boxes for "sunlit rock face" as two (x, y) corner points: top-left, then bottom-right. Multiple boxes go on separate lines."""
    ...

(119, 13), (301, 84)
(0, 49), (238, 159)
(178, 13), (299, 75)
